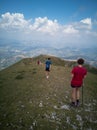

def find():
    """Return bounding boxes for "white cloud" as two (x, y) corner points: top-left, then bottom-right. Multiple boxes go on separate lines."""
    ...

(31, 17), (59, 35)
(1, 12), (27, 28)
(63, 25), (79, 34)
(0, 12), (97, 47)
(80, 18), (91, 25)
(80, 18), (92, 29)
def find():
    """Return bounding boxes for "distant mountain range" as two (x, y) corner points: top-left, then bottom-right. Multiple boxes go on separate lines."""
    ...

(0, 40), (97, 70)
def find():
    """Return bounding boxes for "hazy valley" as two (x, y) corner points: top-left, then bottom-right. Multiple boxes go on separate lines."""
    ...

(0, 41), (97, 70)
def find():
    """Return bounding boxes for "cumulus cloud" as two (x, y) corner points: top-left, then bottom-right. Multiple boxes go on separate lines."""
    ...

(0, 12), (29, 30)
(0, 12), (97, 47)
(80, 18), (92, 29)
(31, 17), (60, 35)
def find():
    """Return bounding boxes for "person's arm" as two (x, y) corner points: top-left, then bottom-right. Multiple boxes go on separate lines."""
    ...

(71, 68), (74, 81)
(71, 73), (74, 78)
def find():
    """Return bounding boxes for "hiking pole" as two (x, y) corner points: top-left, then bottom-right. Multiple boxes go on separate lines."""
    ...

(82, 83), (84, 107)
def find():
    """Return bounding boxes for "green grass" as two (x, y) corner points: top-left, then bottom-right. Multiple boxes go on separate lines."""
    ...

(0, 55), (97, 130)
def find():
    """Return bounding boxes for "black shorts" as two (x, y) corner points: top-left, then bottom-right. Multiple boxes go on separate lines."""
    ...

(71, 85), (81, 88)
(45, 68), (50, 71)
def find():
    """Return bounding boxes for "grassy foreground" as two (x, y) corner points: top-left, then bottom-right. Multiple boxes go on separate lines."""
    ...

(0, 55), (97, 130)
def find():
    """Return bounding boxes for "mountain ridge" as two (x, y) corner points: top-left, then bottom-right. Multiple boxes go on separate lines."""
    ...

(0, 55), (97, 130)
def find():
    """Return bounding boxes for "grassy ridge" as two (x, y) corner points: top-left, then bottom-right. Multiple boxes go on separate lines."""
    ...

(0, 55), (97, 130)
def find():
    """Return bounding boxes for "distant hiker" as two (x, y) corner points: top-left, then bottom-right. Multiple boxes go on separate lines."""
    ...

(70, 58), (87, 107)
(45, 58), (52, 79)
(37, 60), (40, 65)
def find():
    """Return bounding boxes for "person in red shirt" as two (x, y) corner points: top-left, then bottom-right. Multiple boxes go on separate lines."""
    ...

(70, 58), (87, 107)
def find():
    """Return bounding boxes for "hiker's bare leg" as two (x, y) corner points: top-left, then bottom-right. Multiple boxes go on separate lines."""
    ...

(76, 88), (80, 100)
(71, 88), (76, 102)
(46, 71), (49, 78)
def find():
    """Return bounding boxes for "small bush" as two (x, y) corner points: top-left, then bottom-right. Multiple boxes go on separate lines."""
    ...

(15, 74), (24, 80)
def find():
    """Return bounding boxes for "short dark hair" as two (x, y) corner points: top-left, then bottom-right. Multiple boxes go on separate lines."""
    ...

(48, 58), (51, 60)
(77, 58), (84, 65)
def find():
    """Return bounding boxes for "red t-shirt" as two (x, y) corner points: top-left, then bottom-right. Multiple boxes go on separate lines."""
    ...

(71, 66), (87, 87)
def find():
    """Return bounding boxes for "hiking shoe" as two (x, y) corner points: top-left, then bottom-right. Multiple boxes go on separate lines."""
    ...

(46, 76), (49, 79)
(70, 102), (76, 107)
(76, 100), (80, 107)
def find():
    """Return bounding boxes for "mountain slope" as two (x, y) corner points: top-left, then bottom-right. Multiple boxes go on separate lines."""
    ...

(0, 55), (97, 130)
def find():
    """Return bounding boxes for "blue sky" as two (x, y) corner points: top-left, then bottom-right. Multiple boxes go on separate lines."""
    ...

(0, 0), (97, 47)
(1, 0), (97, 23)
